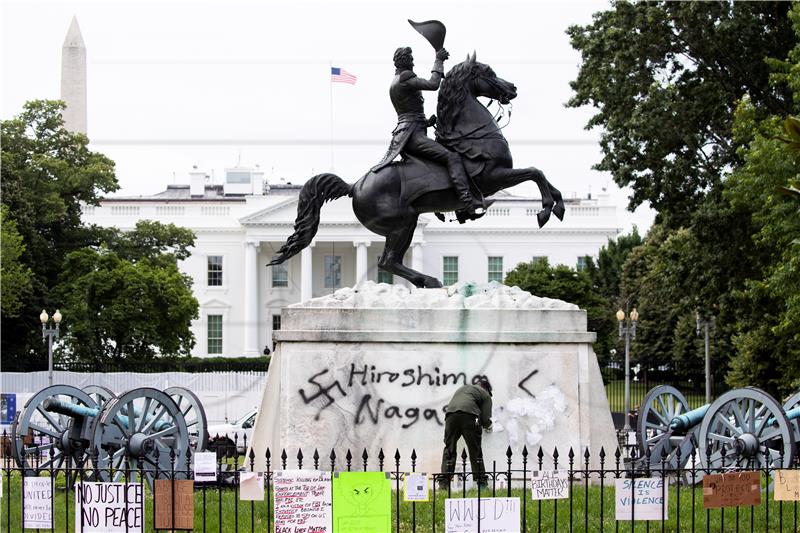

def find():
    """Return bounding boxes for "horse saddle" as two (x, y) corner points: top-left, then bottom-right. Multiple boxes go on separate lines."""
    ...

(388, 154), (485, 206)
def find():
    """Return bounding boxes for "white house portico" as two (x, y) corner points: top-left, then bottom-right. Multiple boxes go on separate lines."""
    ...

(82, 166), (620, 358)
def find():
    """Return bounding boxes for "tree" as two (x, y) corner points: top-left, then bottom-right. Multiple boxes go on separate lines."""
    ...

(1, 205), (33, 318)
(567, 1), (795, 226)
(587, 227), (643, 301)
(505, 259), (614, 362)
(1, 100), (118, 360)
(55, 221), (199, 364)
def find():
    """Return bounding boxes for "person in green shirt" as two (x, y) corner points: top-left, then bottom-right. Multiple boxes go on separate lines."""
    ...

(439, 378), (493, 490)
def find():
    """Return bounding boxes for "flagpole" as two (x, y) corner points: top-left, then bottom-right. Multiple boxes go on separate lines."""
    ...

(329, 60), (335, 172)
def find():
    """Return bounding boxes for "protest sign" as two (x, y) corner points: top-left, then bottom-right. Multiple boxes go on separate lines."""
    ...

(24, 477), (52, 529)
(530, 470), (570, 500)
(194, 451), (217, 482)
(703, 472), (761, 509)
(444, 497), (520, 533)
(615, 478), (667, 521)
(404, 473), (429, 502)
(333, 471), (391, 533)
(774, 470), (800, 501)
(74, 482), (143, 532)
(155, 479), (194, 530)
(273, 470), (332, 533)
(240, 471), (265, 501)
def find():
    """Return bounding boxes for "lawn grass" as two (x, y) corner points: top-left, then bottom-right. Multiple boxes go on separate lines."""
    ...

(2, 470), (799, 532)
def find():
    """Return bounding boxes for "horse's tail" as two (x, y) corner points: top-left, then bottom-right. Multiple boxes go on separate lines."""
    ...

(267, 173), (353, 266)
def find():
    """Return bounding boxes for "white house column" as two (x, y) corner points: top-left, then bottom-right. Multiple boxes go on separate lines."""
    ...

(244, 241), (260, 357)
(412, 242), (424, 272)
(354, 241), (370, 285)
(301, 245), (313, 302)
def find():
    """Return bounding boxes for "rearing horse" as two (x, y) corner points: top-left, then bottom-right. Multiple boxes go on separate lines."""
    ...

(269, 53), (565, 288)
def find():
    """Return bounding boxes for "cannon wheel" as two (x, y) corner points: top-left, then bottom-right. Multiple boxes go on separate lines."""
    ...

(90, 387), (189, 490)
(83, 385), (116, 406)
(11, 385), (97, 475)
(783, 390), (800, 439)
(166, 386), (208, 451)
(699, 387), (795, 470)
(637, 385), (690, 461)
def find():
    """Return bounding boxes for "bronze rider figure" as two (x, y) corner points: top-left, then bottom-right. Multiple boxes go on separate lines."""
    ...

(371, 46), (487, 220)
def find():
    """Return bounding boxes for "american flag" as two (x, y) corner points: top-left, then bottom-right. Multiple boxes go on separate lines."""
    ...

(331, 67), (357, 85)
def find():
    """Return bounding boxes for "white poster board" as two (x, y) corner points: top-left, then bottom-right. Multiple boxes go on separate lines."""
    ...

(615, 478), (667, 521)
(194, 451), (217, 482)
(75, 482), (143, 532)
(530, 470), (570, 500)
(24, 477), (52, 529)
(404, 473), (430, 502)
(273, 470), (332, 532)
(445, 497), (520, 533)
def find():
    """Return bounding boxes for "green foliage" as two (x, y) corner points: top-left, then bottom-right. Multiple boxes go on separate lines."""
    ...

(567, 1), (794, 226)
(55, 222), (198, 363)
(0, 205), (33, 318)
(1, 100), (118, 360)
(505, 259), (614, 362)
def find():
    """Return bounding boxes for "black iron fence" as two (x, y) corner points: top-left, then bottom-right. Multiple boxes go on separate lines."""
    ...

(2, 433), (799, 532)
(601, 361), (728, 418)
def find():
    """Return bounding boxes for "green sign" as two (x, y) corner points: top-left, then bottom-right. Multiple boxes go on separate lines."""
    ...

(333, 471), (391, 533)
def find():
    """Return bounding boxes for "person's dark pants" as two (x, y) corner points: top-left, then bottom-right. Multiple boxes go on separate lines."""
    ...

(440, 411), (487, 486)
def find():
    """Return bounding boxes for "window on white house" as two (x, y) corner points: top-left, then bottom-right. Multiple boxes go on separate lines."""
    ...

(207, 256), (223, 286)
(443, 256), (459, 285)
(324, 255), (342, 288)
(487, 256), (503, 283)
(271, 256), (288, 287)
(207, 315), (223, 354)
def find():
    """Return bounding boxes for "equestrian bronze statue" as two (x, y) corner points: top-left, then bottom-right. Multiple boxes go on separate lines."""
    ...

(268, 21), (565, 289)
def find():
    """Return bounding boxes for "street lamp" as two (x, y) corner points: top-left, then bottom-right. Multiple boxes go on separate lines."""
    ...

(696, 310), (715, 404)
(40, 309), (62, 386)
(617, 306), (639, 431)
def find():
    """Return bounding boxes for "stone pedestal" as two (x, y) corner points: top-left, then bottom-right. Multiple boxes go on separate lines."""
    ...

(250, 282), (617, 473)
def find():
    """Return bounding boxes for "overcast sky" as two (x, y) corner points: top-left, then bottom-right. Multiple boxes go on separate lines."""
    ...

(2, 0), (654, 233)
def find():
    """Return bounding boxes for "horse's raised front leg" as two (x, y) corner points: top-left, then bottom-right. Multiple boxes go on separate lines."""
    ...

(483, 166), (565, 227)
(378, 220), (442, 288)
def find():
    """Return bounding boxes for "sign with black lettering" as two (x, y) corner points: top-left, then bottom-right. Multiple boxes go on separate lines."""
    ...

(530, 470), (569, 500)
(703, 472), (761, 509)
(75, 482), (143, 532)
(445, 497), (520, 533)
(155, 479), (194, 530)
(24, 477), (52, 529)
(775, 470), (800, 501)
(615, 478), (667, 521)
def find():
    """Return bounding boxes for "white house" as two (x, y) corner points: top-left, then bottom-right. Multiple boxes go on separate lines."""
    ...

(82, 166), (619, 358)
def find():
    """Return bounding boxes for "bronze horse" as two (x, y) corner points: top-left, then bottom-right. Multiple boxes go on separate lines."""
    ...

(268, 53), (565, 288)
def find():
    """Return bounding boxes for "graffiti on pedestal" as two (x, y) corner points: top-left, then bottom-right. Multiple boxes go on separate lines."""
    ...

(296, 360), (559, 440)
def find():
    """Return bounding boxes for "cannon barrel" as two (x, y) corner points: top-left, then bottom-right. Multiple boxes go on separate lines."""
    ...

(43, 398), (100, 418)
(43, 398), (172, 432)
(767, 406), (800, 427)
(670, 404), (710, 432)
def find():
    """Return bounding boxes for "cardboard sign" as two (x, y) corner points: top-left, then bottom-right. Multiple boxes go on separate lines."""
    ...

(193, 452), (217, 482)
(530, 470), (570, 500)
(333, 471), (391, 533)
(445, 497), (520, 533)
(404, 473), (430, 502)
(155, 479), (194, 530)
(615, 478), (667, 521)
(240, 472), (264, 501)
(24, 477), (52, 529)
(75, 482), (143, 532)
(273, 470), (332, 532)
(703, 472), (761, 509)
(774, 470), (800, 501)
